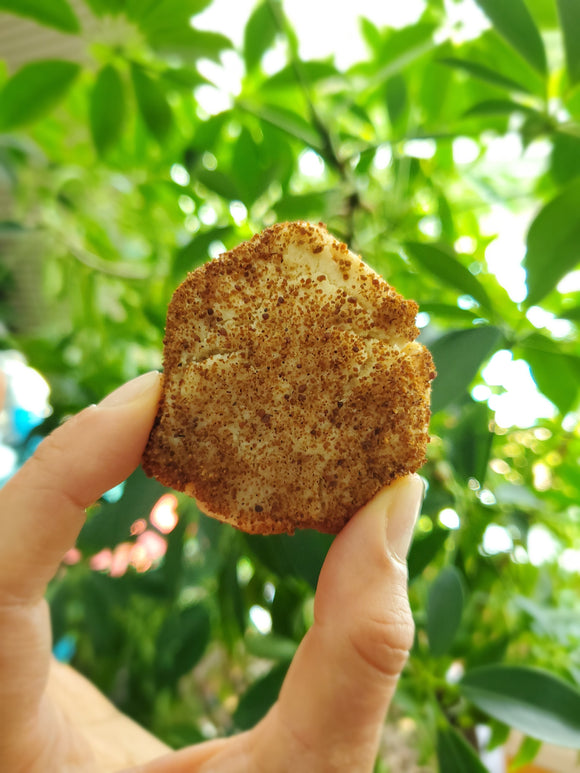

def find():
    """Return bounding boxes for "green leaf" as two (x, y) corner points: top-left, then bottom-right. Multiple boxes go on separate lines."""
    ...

(464, 99), (540, 118)
(419, 303), (480, 323)
(173, 227), (233, 282)
(360, 17), (382, 54)
(520, 111), (555, 147)
(162, 515), (187, 599)
(460, 665), (580, 748)
(196, 167), (241, 201)
(0, 60), (80, 130)
(245, 530), (333, 590)
(557, 0), (580, 86)
(408, 527), (449, 582)
(232, 126), (270, 205)
(245, 633), (297, 661)
(83, 0), (125, 17)
(151, 29), (232, 63)
(524, 179), (580, 305)
(386, 74), (408, 128)
(234, 663), (288, 730)
(526, 0), (560, 28)
(509, 736), (542, 770)
(156, 603), (211, 687)
(437, 725), (489, 773)
(551, 132), (580, 185)
(559, 305), (580, 320)
(130, 63), (172, 142)
(240, 102), (324, 152)
(438, 57), (532, 95)
(128, 0), (212, 32)
(218, 550), (246, 649)
(449, 399), (493, 483)
(263, 60), (339, 90)
(404, 242), (491, 311)
(429, 326), (502, 413)
(427, 566), (464, 656)
(161, 66), (210, 90)
(89, 64), (125, 157)
(243, 1), (278, 72)
(474, 0), (547, 75)
(521, 335), (580, 414)
(0, 0), (80, 33)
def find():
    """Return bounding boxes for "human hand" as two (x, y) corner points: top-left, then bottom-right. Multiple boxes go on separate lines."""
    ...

(0, 372), (423, 773)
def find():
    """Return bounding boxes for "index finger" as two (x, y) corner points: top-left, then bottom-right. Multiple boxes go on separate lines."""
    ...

(0, 371), (161, 604)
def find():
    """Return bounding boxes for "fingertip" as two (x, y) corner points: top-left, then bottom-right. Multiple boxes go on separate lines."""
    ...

(98, 371), (162, 411)
(325, 475), (423, 570)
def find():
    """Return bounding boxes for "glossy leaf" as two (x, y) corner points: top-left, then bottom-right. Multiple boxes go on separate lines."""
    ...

(365, 22), (437, 87)
(408, 527), (449, 582)
(405, 241), (491, 310)
(196, 168), (241, 201)
(460, 665), (580, 747)
(83, 0), (124, 17)
(161, 66), (210, 90)
(130, 64), (172, 142)
(449, 399), (493, 483)
(419, 303), (480, 323)
(245, 633), (297, 661)
(386, 74), (408, 128)
(474, 0), (547, 74)
(243, 1), (278, 72)
(524, 179), (580, 305)
(559, 306), (580, 321)
(551, 132), (580, 185)
(263, 60), (339, 90)
(233, 663), (289, 730)
(90, 65), (125, 157)
(0, 0), (80, 33)
(464, 99), (539, 118)
(240, 102), (324, 151)
(437, 725), (488, 772)
(0, 60), (80, 130)
(147, 28), (231, 62)
(232, 126), (270, 205)
(173, 226), (233, 282)
(521, 335), (580, 414)
(129, 0), (212, 33)
(526, 0), (560, 28)
(156, 603), (211, 687)
(245, 530), (333, 590)
(427, 567), (464, 656)
(557, 0), (580, 85)
(429, 326), (501, 413)
(218, 551), (246, 648)
(438, 57), (531, 94)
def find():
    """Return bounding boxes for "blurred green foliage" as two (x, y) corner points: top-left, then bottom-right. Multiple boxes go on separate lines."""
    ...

(1, 0), (580, 769)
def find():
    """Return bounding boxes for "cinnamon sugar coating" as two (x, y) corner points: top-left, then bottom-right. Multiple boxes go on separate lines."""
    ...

(142, 221), (435, 534)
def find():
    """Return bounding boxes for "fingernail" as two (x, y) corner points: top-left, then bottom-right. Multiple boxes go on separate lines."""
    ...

(98, 371), (161, 409)
(384, 475), (425, 561)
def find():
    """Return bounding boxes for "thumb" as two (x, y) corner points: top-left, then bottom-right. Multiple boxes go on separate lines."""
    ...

(255, 476), (423, 772)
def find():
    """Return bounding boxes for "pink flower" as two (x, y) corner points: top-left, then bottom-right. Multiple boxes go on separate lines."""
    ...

(150, 493), (179, 534)
(89, 548), (113, 572)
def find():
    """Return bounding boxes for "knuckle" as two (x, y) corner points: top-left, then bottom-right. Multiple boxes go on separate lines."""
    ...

(348, 604), (414, 680)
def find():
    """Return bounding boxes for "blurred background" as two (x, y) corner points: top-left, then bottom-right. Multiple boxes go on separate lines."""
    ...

(1, 0), (580, 770)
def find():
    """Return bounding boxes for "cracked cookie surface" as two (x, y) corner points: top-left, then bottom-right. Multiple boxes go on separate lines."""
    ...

(142, 221), (435, 534)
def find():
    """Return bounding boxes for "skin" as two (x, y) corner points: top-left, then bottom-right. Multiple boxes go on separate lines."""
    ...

(0, 371), (424, 773)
